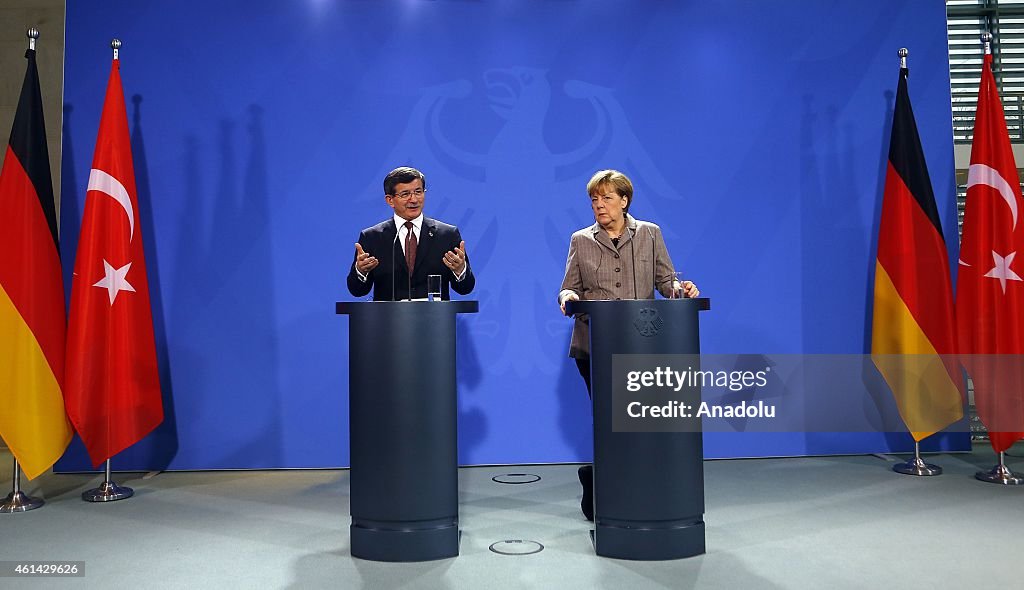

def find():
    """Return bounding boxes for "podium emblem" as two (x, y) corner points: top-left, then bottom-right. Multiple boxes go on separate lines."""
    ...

(633, 307), (664, 337)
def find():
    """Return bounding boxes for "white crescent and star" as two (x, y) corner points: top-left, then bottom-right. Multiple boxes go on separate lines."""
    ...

(960, 164), (1022, 292)
(86, 168), (137, 305)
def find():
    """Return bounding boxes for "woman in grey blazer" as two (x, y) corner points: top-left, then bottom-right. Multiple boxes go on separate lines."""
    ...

(557, 169), (699, 520)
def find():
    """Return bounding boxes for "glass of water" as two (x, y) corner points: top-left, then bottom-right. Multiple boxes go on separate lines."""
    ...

(428, 274), (442, 301)
(670, 272), (684, 299)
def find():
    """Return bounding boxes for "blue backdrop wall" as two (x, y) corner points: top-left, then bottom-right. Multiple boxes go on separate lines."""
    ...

(57, 0), (967, 471)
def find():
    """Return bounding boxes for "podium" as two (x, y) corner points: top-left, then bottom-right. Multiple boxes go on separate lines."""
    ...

(566, 298), (710, 560)
(335, 300), (478, 562)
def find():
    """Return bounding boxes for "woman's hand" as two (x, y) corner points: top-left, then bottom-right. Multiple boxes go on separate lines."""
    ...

(560, 291), (580, 316)
(673, 280), (699, 298)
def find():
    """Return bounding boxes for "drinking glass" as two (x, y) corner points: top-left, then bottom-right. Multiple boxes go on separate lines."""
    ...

(670, 272), (684, 299)
(428, 274), (442, 301)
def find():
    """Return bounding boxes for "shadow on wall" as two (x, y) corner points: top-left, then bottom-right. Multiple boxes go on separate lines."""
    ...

(55, 103), (86, 470)
(59, 103), (78, 301)
(131, 94), (180, 469)
(169, 104), (285, 468)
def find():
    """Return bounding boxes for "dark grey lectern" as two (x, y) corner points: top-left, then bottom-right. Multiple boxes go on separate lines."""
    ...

(335, 300), (478, 562)
(565, 298), (710, 561)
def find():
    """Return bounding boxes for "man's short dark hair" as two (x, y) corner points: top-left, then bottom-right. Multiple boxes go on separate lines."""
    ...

(383, 167), (426, 196)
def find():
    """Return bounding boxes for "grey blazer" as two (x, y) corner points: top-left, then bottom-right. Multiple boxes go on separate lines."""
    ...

(558, 214), (677, 359)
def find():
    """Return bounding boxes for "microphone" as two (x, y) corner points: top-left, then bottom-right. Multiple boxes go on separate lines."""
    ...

(647, 226), (657, 298)
(629, 226), (638, 300)
(391, 224), (401, 301)
(406, 241), (413, 302)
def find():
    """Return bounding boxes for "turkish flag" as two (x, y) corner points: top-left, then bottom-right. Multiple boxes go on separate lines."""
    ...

(957, 53), (1024, 453)
(65, 57), (162, 466)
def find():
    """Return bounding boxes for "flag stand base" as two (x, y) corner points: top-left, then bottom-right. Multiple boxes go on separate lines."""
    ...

(892, 441), (942, 476)
(975, 464), (1024, 485)
(893, 457), (942, 476)
(82, 481), (134, 502)
(2, 460), (44, 512)
(0, 491), (44, 513)
(82, 460), (134, 502)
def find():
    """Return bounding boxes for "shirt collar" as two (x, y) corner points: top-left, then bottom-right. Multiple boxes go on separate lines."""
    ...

(394, 213), (424, 231)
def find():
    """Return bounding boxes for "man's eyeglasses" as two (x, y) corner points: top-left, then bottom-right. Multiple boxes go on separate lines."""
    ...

(391, 188), (425, 200)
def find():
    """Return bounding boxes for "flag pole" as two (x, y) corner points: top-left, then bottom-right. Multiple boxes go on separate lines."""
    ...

(0, 459), (45, 513)
(82, 459), (134, 502)
(883, 48), (945, 477)
(79, 38), (137, 504)
(1, 27), (51, 515)
(968, 32), (1024, 486)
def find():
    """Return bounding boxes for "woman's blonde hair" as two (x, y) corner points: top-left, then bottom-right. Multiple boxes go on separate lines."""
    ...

(586, 169), (633, 212)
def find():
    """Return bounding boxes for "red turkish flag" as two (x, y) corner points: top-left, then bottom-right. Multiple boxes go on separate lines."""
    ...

(65, 58), (162, 466)
(957, 53), (1024, 453)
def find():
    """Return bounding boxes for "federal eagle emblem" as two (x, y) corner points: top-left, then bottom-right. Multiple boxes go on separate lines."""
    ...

(360, 67), (682, 374)
(633, 308), (663, 337)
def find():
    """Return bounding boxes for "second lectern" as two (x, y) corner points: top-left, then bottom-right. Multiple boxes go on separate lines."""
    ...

(566, 297), (710, 560)
(336, 300), (478, 562)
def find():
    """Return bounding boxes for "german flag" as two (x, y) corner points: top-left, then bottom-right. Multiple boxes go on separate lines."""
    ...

(871, 62), (963, 441)
(0, 43), (72, 479)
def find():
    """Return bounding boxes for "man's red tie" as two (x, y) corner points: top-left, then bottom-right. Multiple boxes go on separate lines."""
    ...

(404, 221), (417, 274)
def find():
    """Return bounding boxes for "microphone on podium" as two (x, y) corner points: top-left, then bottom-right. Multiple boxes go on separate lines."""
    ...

(391, 226), (402, 301)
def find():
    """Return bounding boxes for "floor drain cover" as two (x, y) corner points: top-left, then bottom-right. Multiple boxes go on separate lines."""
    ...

(491, 473), (541, 484)
(489, 540), (544, 555)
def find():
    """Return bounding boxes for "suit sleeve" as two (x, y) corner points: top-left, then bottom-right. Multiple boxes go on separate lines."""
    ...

(449, 227), (475, 295)
(559, 234), (583, 305)
(346, 230), (374, 298)
(651, 225), (677, 298)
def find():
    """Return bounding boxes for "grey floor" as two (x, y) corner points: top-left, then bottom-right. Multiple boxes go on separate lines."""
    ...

(1, 444), (1022, 589)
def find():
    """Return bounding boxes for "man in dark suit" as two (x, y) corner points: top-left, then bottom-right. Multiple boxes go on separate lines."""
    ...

(347, 167), (475, 300)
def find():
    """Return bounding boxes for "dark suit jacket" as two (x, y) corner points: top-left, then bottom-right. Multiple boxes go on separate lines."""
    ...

(346, 217), (475, 301)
